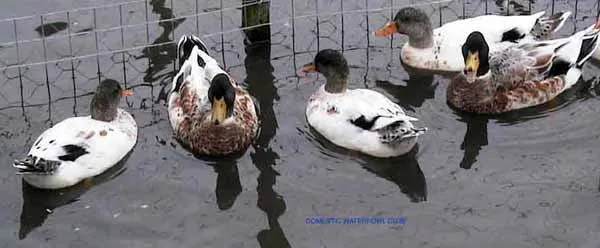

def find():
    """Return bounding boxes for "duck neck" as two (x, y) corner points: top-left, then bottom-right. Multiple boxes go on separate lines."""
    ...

(90, 97), (119, 122)
(324, 76), (347, 93)
(408, 26), (433, 49)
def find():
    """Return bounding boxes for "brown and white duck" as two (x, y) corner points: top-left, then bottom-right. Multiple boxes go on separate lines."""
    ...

(448, 21), (600, 113)
(168, 35), (259, 156)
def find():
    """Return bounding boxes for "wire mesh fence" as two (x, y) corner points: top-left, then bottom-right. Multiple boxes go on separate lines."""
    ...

(0, 0), (598, 119)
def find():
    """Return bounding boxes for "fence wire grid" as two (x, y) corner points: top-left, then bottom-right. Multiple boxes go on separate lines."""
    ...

(0, 0), (598, 119)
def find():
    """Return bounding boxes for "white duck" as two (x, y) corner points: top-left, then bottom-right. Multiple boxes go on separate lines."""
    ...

(300, 49), (427, 157)
(13, 79), (137, 189)
(374, 7), (571, 73)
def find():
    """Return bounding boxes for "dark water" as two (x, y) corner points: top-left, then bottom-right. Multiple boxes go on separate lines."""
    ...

(1, 0), (600, 247)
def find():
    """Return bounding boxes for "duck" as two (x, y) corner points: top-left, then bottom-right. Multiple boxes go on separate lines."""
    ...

(374, 7), (571, 74)
(13, 79), (137, 189)
(299, 49), (427, 157)
(168, 34), (259, 156)
(447, 20), (600, 114)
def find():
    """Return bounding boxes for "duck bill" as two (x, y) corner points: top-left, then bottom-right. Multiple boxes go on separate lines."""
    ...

(374, 21), (398, 37)
(464, 71), (477, 84)
(121, 89), (133, 96)
(464, 52), (479, 84)
(297, 62), (316, 78)
(211, 97), (227, 125)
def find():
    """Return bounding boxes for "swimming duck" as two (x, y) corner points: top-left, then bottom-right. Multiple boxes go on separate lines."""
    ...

(13, 79), (137, 189)
(168, 35), (259, 156)
(374, 7), (571, 73)
(300, 49), (427, 157)
(447, 21), (600, 114)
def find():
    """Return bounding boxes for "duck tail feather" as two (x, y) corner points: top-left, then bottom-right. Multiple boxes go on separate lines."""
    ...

(176, 34), (210, 68)
(13, 155), (60, 175)
(530, 11), (571, 39)
(575, 24), (600, 67)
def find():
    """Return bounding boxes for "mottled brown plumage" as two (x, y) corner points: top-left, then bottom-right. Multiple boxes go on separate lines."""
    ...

(171, 79), (258, 156)
(168, 34), (259, 156)
(449, 24), (600, 114)
(447, 75), (564, 113)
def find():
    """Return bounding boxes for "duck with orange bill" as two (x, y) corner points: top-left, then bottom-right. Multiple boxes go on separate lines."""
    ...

(374, 7), (571, 74)
(299, 49), (426, 158)
(13, 79), (137, 189)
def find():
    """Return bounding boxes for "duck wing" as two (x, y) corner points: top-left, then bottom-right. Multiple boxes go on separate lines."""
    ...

(342, 89), (417, 131)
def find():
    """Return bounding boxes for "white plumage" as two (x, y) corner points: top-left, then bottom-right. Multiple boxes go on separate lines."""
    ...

(15, 109), (137, 189)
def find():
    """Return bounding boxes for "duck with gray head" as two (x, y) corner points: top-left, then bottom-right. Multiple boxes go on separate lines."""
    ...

(374, 7), (571, 74)
(13, 79), (137, 189)
(299, 49), (427, 158)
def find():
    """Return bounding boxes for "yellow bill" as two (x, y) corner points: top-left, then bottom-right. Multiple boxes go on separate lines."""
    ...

(464, 51), (479, 83)
(211, 97), (227, 125)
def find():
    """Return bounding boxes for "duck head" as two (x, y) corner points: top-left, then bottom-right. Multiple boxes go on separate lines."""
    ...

(461, 31), (490, 84)
(374, 7), (433, 48)
(208, 73), (235, 125)
(300, 49), (349, 93)
(90, 79), (132, 122)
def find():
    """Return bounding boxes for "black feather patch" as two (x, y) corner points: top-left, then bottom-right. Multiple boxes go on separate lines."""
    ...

(501, 28), (526, 43)
(178, 35), (210, 67)
(58, 145), (89, 162)
(189, 35), (209, 54)
(350, 115), (382, 130)
(576, 35), (599, 67)
(197, 54), (206, 68)
(547, 59), (571, 77)
(173, 73), (184, 93)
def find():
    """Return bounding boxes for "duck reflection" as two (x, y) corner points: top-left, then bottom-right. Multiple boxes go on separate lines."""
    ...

(208, 159), (242, 210)
(309, 127), (427, 203)
(242, 1), (290, 247)
(375, 76), (438, 111)
(449, 76), (597, 170)
(18, 153), (130, 240)
(454, 112), (489, 170)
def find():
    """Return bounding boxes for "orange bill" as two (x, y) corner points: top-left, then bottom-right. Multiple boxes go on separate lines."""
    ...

(374, 21), (398, 37)
(121, 89), (133, 96)
(297, 62), (316, 78)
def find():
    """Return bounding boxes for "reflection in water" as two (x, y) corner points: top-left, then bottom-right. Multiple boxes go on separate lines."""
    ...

(308, 127), (427, 203)
(34, 22), (68, 37)
(375, 76), (438, 112)
(242, 1), (290, 247)
(455, 113), (489, 170)
(360, 146), (427, 202)
(136, 0), (185, 108)
(18, 153), (130, 240)
(451, 77), (598, 170)
(209, 159), (242, 210)
(494, 0), (531, 15)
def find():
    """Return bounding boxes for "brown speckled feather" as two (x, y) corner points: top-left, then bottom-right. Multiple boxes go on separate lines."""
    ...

(447, 75), (565, 114)
(170, 79), (259, 156)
